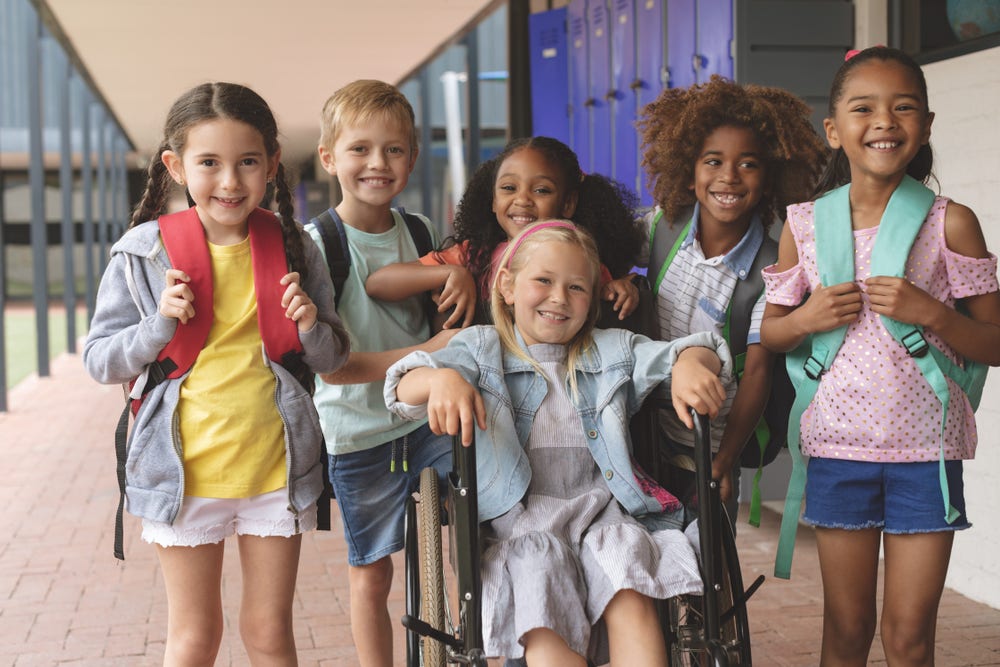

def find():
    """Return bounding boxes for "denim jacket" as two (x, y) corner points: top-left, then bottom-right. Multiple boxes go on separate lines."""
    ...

(385, 326), (731, 521)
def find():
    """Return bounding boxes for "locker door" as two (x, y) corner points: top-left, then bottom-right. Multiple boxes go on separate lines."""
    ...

(587, 0), (612, 177)
(634, 0), (665, 206)
(610, 0), (638, 195)
(529, 7), (570, 145)
(568, 0), (591, 171)
(667, 0), (697, 90)
(697, 0), (733, 80)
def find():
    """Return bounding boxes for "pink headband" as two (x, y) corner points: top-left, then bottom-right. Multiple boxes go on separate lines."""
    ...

(506, 220), (578, 268)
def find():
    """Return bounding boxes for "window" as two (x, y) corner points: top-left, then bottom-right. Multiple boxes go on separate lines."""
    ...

(897, 0), (1000, 63)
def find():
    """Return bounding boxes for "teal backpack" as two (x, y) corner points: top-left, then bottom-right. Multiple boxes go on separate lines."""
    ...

(648, 207), (794, 528)
(774, 175), (988, 579)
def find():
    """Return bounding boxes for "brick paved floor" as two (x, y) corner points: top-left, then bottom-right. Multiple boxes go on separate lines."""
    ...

(2, 352), (999, 666)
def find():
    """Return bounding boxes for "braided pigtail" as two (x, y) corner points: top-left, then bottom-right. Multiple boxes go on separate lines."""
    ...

(273, 163), (306, 282)
(130, 144), (172, 228)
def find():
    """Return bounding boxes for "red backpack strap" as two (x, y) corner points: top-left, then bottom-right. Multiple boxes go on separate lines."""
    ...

(247, 208), (303, 362)
(156, 207), (214, 376)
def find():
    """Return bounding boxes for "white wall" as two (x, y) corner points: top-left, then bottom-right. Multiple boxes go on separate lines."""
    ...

(923, 46), (1000, 609)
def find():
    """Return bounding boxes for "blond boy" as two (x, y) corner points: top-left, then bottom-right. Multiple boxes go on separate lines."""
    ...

(307, 80), (454, 667)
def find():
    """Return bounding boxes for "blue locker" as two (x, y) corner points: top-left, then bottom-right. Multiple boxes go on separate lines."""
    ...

(698, 0), (733, 80)
(568, 0), (591, 171)
(668, 0), (697, 89)
(529, 7), (571, 145)
(610, 0), (638, 196)
(587, 0), (612, 177)
(634, 0), (665, 206)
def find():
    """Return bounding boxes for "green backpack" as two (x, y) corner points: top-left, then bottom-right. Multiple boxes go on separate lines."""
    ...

(774, 175), (988, 579)
(647, 207), (794, 528)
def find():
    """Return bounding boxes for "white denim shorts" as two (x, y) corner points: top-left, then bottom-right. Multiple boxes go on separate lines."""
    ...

(141, 488), (317, 547)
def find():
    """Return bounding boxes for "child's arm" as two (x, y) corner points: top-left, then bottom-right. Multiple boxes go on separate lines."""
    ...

(318, 327), (461, 385)
(83, 262), (190, 385)
(366, 261), (477, 329)
(866, 202), (1000, 365)
(670, 345), (727, 429)
(712, 343), (774, 501)
(396, 367), (486, 446)
(760, 223), (863, 352)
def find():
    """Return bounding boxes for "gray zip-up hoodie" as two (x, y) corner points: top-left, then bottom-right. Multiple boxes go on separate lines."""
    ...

(83, 219), (350, 525)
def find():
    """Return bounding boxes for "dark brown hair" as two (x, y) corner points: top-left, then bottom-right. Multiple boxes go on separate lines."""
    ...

(130, 82), (308, 279)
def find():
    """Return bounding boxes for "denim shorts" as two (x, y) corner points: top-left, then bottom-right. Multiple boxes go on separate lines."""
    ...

(141, 488), (316, 547)
(330, 422), (452, 566)
(803, 457), (971, 534)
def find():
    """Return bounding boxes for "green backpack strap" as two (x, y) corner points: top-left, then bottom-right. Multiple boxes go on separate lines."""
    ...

(649, 208), (693, 298)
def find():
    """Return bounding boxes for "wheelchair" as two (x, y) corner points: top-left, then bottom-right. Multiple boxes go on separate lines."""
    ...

(401, 400), (764, 666)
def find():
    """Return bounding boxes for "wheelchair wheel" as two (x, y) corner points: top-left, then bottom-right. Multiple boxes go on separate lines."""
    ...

(664, 506), (751, 666)
(418, 467), (447, 667)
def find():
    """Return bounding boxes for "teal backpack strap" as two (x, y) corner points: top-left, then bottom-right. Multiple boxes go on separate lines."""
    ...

(774, 183), (854, 579)
(870, 176), (966, 524)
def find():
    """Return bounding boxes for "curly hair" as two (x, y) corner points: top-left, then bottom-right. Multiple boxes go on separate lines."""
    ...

(814, 46), (934, 196)
(451, 136), (644, 295)
(638, 75), (828, 226)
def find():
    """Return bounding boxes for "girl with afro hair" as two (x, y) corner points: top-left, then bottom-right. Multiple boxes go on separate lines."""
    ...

(365, 136), (646, 328)
(636, 75), (827, 519)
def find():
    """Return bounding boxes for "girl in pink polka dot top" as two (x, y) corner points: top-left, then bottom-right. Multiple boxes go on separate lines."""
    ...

(760, 46), (1000, 666)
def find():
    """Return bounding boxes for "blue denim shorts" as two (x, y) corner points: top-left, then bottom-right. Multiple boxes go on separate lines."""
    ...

(329, 422), (451, 566)
(803, 457), (971, 534)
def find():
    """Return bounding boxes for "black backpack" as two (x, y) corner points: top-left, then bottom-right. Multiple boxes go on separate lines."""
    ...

(306, 206), (436, 529)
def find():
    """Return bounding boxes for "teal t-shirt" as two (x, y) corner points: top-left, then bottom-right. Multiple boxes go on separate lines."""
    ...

(306, 209), (436, 455)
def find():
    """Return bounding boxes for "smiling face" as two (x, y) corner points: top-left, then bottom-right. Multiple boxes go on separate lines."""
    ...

(319, 113), (416, 222)
(824, 58), (933, 185)
(491, 148), (578, 240)
(162, 118), (277, 245)
(497, 239), (596, 347)
(690, 124), (767, 235)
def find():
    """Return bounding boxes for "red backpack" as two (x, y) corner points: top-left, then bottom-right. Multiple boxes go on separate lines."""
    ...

(113, 207), (306, 559)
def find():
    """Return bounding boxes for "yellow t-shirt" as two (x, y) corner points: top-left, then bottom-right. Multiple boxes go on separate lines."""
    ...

(177, 237), (286, 498)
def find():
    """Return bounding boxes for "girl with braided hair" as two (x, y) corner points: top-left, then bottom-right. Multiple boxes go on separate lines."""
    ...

(84, 82), (349, 664)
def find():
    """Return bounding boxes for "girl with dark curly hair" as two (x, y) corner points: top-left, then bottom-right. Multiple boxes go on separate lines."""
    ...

(365, 136), (646, 328)
(636, 75), (828, 517)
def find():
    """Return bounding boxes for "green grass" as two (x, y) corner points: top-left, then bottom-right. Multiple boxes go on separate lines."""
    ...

(3, 307), (89, 390)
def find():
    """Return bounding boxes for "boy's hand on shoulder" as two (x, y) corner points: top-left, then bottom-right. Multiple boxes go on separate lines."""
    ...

(280, 272), (318, 332)
(160, 269), (196, 324)
(603, 275), (640, 320)
(426, 368), (485, 447)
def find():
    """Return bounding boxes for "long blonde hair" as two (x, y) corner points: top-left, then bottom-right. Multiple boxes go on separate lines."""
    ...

(491, 221), (602, 398)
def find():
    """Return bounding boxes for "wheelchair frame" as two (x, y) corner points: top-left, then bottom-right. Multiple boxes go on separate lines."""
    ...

(402, 407), (763, 667)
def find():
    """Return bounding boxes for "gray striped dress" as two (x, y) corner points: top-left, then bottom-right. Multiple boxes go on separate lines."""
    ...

(480, 344), (703, 660)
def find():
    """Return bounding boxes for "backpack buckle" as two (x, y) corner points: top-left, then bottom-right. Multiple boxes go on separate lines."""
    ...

(803, 356), (825, 381)
(901, 330), (929, 358)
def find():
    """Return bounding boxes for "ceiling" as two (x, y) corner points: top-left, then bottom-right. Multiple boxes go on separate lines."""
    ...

(43, 0), (502, 167)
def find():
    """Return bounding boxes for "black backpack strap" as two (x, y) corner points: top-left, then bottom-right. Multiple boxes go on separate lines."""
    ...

(396, 207), (434, 257)
(727, 233), (778, 363)
(311, 207), (351, 310)
(113, 399), (131, 560)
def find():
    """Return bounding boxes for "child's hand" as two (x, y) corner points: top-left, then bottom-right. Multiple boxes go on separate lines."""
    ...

(159, 269), (196, 324)
(602, 276), (639, 320)
(671, 347), (726, 428)
(865, 276), (941, 327)
(280, 272), (317, 332)
(425, 368), (486, 446)
(436, 266), (477, 329)
(798, 281), (863, 334)
(422, 327), (461, 353)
